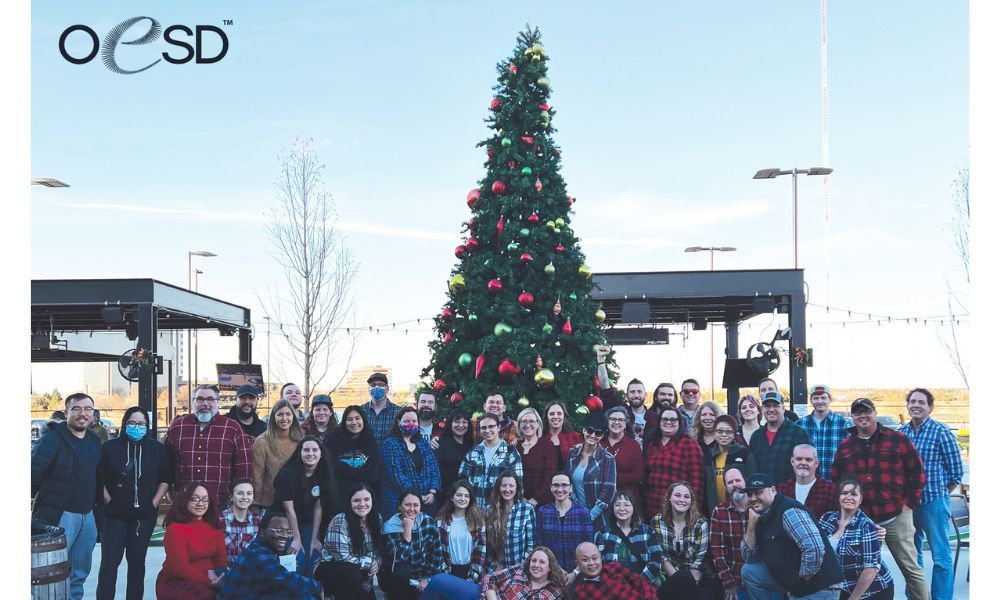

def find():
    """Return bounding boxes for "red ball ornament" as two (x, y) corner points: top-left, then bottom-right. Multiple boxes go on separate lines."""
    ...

(466, 189), (480, 208)
(520, 252), (533, 263)
(562, 318), (573, 335)
(555, 244), (565, 252)
(497, 358), (522, 377)
(433, 378), (447, 392)
(509, 63), (517, 74)
(455, 245), (466, 259)
(534, 179), (543, 192)
(492, 180), (507, 195)
(487, 147), (495, 159)
(475, 352), (487, 379)
(497, 215), (505, 236)
(567, 196), (576, 206)
(534, 145), (543, 156)
(518, 291), (535, 307)
(585, 395), (603, 411)
(465, 237), (481, 252)
(450, 392), (464, 405)
(539, 103), (549, 110)
(506, 160), (517, 169)
(521, 135), (534, 144)
(441, 307), (455, 320)
(490, 98), (501, 111)
(487, 279), (503, 294)
(467, 218), (477, 230)
(443, 331), (453, 344)
(527, 213), (540, 224)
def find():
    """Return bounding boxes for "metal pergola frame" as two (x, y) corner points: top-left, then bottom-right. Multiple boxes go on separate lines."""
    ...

(591, 269), (808, 414)
(31, 279), (252, 436)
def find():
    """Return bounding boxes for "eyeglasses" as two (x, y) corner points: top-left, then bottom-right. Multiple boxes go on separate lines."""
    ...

(607, 417), (627, 423)
(583, 427), (606, 436)
(715, 429), (735, 435)
(681, 389), (699, 395)
(68, 406), (95, 414)
(194, 396), (217, 403)
(188, 496), (210, 505)
(125, 421), (147, 427)
(519, 419), (538, 425)
(660, 417), (679, 424)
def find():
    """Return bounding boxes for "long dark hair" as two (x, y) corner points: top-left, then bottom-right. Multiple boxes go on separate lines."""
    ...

(342, 482), (384, 556)
(644, 405), (690, 456)
(486, 470), (522, 563)
(444, 407), (473, 449)
(436, 479), (485, 532)
(388, 406), (419, 441)
(329, 405), (378, 456)
(276, 435), (337, 529)
(164, 482), (222, 529)
(119, 406), (150, 436)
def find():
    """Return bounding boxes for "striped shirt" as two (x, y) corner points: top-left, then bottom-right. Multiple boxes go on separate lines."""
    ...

(900, 417), (964, 505)
(796, 411), (849, 480)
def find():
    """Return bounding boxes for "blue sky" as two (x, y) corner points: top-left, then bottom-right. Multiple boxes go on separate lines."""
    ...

(29, 1), (970, 394)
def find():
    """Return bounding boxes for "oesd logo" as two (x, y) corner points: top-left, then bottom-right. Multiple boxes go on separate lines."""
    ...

(59, 16), (229, 75)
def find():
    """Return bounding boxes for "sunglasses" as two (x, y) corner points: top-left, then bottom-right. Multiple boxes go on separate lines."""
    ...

(583, 426), (607, 436)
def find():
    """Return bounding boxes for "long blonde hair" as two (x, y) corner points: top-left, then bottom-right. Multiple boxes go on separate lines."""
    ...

(264, 399), (304, 455)
(486, 471), (522, 563)
(691, 401), (723, 441)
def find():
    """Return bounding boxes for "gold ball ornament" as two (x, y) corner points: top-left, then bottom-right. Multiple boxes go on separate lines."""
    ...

(449, 274), (466, 291)
(534, 368), (556, 388)
(537, 77), (551, 89)
(555, 218), (565, 227)
(595, 309), (607, 322)
(518, 397), (530, 408)
(578, 264), (593, 279)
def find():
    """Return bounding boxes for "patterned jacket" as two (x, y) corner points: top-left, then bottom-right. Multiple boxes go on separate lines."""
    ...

(458, 440), (523, 511)
(748, 419), (811, 484)
(383, 511), (445, 580)
(642, 436), (703, 521)
(593, 523), (663, 586)
(709, 501), (748, 592)
(492, 500), (537, 569)
(538, 501), (594, 572)
(796, 412), (849, 480)
(651, 515), (710, 572)
(565, 444), (617, 524)
(221, 508), (262, 565)
(570, 560), (658, 600)
(900, 417), (964, 505)
(438, 513), (487, 583)
(380, 437), (441, 518)
(480, 564), (564, 600)
(164, 413), (253, 508)
(818, 509), (893, 598)
(832, 424), (925, 522)
(777, 477), (838, 519)
(318, 512), (382, 569)
(217, 538), (323, 599)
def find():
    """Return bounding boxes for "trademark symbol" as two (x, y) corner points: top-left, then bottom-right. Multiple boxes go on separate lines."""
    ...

(223, 19), (233, 26)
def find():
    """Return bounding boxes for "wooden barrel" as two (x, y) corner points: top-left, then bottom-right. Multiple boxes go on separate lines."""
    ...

(31, 527), (69, 600)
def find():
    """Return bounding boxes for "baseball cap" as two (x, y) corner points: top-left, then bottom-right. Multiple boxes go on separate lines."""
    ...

(367, 372), (388, 385)
(761, 391), (784, 405)
(809, 384), (830, 397)
(236, 384), (260, 398)
(850, 398), (876, 413)
(744, 473), (775, 492)
(311, 394), (333, 407)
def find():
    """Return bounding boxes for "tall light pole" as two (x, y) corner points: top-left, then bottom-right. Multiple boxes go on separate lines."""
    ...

(187, 251), (216, 403)
(263, 316), (272, 410)
(753, 167), (833, 269)
(684, 246), (737, 402)
(194, 269), (203, 391)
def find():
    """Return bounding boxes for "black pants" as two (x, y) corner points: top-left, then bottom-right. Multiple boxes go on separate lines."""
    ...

(95, 513), (158, 600)
(314, 561), (376, 599)
(841, 585), (893, 600)
(380, 568), (421, 600)
(658, 570), (724, 600)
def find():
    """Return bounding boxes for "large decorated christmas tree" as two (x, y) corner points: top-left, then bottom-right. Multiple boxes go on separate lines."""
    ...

(422, 27), (618, 423)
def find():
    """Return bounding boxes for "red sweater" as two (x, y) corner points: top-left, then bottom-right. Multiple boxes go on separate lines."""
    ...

(600, 435), (644, 499)
(161, 519), (228, 585)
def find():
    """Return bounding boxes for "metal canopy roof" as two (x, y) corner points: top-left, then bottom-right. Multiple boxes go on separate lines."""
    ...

(31, 278), (252, 334)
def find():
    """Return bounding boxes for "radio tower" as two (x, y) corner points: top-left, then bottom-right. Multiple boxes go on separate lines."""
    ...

(820, 0), (833, 378)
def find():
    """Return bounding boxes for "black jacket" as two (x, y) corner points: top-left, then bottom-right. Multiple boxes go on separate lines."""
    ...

(31, 423), (103, 525)
(703, 441), (758, 510)
(98, 434), (174, 520)
(227, 405), (267, 438)
(755, 493), (842, 596)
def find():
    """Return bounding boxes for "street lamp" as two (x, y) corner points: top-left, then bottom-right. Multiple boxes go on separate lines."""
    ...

(753, 167), (833, 269)
(186, 251), (217, 403)
(684, 246), (738, 402)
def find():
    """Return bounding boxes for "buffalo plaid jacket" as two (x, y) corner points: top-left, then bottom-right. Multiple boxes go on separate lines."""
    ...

(709, 501), (748, 592)
(571, 560), (658, 600)
(480, 564), (563, 600)
(593, 523), (663, 586)
(777, 477), (838, 519)
(642, 436), (704, 521)
(748, 419), (812, 484)
(458, 440), (523, 511)
(565, 444), (618, 524)
(651, 515), (710, 572)
(380, 436), (441, 518)
(164, 413), (253, 508)
(832, 425), (925, 522)
(538, 502), (594, 572)
(221, 508), (262, 565)
(492, 500), (537, 569)
(438, 514), (487, 583)
(217, 538), (323, 600)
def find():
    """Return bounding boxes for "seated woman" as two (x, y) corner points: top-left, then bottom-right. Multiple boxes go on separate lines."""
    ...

(217, 510), (323, 599)
(818, 477), (894, 600)
(381, 490), (445, 599)
(155, 482), (228, 600)
(486, 470), (537, 572)
(313, 483), (384, 599)
(650, 481), (723, 600)
(594, 490), (663, 588)
(480, 546), (567, 600)
(421, 480), (489, 600)
(220, 480), (262, 566)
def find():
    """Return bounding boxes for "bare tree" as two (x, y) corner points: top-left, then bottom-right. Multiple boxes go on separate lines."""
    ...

(938, 166), (969, 389)
(262, 137), (359, 398)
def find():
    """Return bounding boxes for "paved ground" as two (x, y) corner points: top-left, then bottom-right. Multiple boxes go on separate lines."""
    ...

(82, 544), (968, 599)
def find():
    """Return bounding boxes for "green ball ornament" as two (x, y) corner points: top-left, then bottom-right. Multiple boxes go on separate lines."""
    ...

(518, 397), (530, 408)
(544, 262), (556, 275)
(519, 227), (530, 237)
(493, 322), (513, 336)
(507, 241), (519, 252)
(537, 77), (551, 89)
(546, 220), (556, 230)
(521, 166), (532, 176)
(458, 353), (473, 367)
(595, 309), (607, 322)
(575, 405), (590, 415)
(468, 314), (478, 322)
(568, 292), (578, 300)
(555, 218), (565, 227)
(542, 323), (554, 334)
(501, 137), (512, 147)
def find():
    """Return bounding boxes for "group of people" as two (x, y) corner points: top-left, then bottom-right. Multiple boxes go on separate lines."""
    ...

(31, 360), (964, 600)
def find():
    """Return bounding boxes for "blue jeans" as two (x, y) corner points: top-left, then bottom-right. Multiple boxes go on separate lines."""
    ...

(741, 561), (839, 600)
(297, 520), (317, 574)
(737, 590), (783, 600)
(59, 511), (98, 600)
(421, 573), (480, 600)
(913, 497), (955, 600)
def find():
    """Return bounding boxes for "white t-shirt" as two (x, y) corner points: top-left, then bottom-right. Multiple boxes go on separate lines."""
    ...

(448, 516), (473, 565)
(795, 479), (817, 505)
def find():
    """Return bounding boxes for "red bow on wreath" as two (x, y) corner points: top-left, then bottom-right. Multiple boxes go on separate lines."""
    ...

(793, 347), (808, 367)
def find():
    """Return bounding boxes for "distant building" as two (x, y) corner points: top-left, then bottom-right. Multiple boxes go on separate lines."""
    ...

(330, 365), (392, 409)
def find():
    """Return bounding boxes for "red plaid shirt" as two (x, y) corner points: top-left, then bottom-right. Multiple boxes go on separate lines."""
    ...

(221, 507), (262, 565)
(709, 501), (749, 592)
(832, 425), (925, 522)
(165, 413), (253, 508)
(480, 564), (564, 600)
(571, 560), (658, 600)
(776, 477), (838, 519)
(642, 436), (703, 520)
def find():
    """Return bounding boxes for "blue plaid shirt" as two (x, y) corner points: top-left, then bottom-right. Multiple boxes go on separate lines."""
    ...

(900, 417), (964, 505)
(217, 538), (323, 600)
(492, 500), (537, 569)
(594, 523), (663, 586)
(458, 440), (524, 511)
(819, 509), (893, 599)
(361, 400), (400, 448)
(537, 501), (593, 571)
(742, 506), (826, 578)
(796, 411), (848, 481)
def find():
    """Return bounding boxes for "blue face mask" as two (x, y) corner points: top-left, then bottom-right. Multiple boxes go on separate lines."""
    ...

(399, 423), (419, 438)
(125, 424), (147, 441)
(370, 386), (387, 401)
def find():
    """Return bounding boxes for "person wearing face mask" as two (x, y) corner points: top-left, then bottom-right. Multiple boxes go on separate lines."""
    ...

(217, 509), (324, 599)
(95, 406), (174, 600)
(381, 406), (442, 519)
(360, 371), (399, 448)
(221, 480), (261, 566)
(165, 384), (253, 509)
